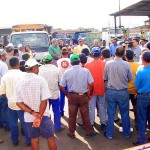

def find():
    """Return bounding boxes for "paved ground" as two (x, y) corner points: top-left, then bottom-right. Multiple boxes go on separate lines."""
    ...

(1, 100), (150, 150)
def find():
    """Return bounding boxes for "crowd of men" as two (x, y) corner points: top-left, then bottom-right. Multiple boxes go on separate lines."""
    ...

(0, 36), (150, 149)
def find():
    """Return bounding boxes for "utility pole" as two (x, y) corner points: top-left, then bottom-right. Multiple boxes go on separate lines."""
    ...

(119, 0), (121, 28)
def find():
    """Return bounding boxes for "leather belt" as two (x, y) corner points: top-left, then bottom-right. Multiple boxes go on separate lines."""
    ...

(69, 92), (87, 96)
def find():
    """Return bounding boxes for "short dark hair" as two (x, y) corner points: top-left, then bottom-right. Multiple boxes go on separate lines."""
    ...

(9, 56), (19, 67)
(71, 60), (80, 65)
(92, 52), (101, 57)
(101, 49), (110, 58)
(146, 42), (150, 50)
(142, 50), (150, 63)
(81, 48), (90, 56)
(14, 49), (19, 55)
(19, 60), (26, 72)
(79, 53), (87, 64)
(22, 53), (30, 61)
(133, 38), (139, 44)
(115, 46), (125, 57)
(125, 50), (134, 60)
(62, 51), (69, 55)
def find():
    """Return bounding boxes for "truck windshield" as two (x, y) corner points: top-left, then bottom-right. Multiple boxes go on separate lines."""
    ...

(11, 33), (49, 48)
(55, 34), (67, 39)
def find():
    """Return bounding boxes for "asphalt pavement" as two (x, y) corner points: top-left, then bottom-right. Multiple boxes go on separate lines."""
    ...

(0, 100), (149, 150)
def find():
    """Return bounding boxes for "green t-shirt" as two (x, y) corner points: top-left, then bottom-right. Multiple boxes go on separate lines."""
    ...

(48, 45), (61, 56)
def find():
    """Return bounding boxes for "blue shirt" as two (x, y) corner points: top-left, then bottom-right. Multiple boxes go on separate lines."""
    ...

(109, 44), (119, 56)
(135, 66), (150, 93)
(60, 65), (94, 93)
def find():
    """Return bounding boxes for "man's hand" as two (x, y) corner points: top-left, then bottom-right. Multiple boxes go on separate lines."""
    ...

(32, 118), (41, 128)
(31, 112), (39, 118)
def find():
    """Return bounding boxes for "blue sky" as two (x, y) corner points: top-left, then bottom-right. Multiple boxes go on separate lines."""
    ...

(0, 0), (147, 29)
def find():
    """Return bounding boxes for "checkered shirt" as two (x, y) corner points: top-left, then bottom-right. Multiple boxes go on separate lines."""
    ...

(15, 73), (51, 122)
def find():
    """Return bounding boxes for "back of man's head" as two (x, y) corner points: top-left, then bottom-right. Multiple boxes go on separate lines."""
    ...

(115, 46), (125, 57)
(79, 53), (87, 64)
(22, 53), (30, 61)
(81, 48), (90, 56)
(101, 49), (110, 59)
(125, 50), (134, 60)
(9, 56), (19, 68)
(142, 50), (150, 63)
(91, 47), (101, 58)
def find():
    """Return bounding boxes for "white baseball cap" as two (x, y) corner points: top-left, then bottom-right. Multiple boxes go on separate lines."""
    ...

(25, 58), (39, 68)
(18, 44), (23, 48)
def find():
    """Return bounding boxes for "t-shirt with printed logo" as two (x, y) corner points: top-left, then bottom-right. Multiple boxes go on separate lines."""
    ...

(57, 58), (72, 75)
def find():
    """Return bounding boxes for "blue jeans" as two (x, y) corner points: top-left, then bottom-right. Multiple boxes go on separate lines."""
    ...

(89, 95), (107, 125)
(59, 86), (67, 115)
(137, 93), (150, 144)
(0, 96), (9, 129)
(49, 99), (61, 130)
(106, 89), (130, 138)
(8, 108), (31, 144)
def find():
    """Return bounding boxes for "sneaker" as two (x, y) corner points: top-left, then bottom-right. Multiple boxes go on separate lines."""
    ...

(77, 123), (83, 127)
(101, 124), (106, 130)
(67, 133), (75, 139)
(55, 126), (65, 132)
(104, 132), (112, 140)
(86, 131), (97, 138)
(119, 127), (133, 132)
(13, 142), (19, 146)
(133, 141), (143, 146)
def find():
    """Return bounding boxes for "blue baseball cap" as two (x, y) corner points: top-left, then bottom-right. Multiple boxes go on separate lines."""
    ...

(91, 47), (101, 54)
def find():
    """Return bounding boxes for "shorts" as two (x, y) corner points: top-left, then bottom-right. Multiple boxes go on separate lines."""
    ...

(26, 116), (54, 139)
(129, 94), (137, 106)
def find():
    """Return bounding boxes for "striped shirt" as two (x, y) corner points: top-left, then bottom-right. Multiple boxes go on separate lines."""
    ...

(60, 65), (94, 93)
(15, 73), (51, 122)
(104, 58), (132, 90)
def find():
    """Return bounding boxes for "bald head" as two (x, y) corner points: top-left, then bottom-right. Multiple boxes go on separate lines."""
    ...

(115, 46), (125, 57)
(93, 39), (99, 46)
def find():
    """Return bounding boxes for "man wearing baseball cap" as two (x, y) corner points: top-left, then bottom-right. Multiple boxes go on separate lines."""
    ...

(85, 47), (107, 130)
(133, 50), (150, 146)
(5, 45), (14, 69)
(17, 44), (25, 61)
(39, 54), (64, 132)
(57, 47), (71, 116)
(15, 58), (57, 149)
(60, 53), (96, 138)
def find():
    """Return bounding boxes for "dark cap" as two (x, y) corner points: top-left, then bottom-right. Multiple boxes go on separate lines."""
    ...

(142, 50), (150, 63)
(91, 47), (101, 54)
(5, 46), (14, 52)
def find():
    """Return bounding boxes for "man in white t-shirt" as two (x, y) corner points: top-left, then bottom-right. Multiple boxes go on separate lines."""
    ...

(57, 47), (71, 116)
(0, 57), (31, 146)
